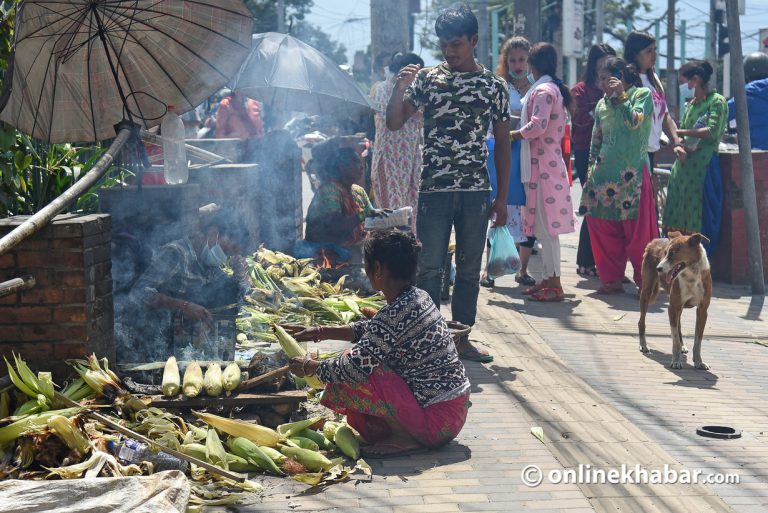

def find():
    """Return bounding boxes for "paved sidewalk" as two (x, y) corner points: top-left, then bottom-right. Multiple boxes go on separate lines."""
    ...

(235, 229), (766, 513)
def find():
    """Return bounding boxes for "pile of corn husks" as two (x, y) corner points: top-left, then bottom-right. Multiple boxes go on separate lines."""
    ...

(235, 247), (385, 346)
(0, 353), (370, 511)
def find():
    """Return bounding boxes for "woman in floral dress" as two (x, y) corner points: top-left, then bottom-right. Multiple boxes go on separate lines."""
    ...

(370, 53), (424, 232)
(663, 60), (727, 235)
(579, 57), (657, 294)
(288, 231), (470, 457)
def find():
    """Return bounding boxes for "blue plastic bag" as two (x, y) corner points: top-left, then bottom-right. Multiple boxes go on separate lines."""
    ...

(487, 226), (521, 280)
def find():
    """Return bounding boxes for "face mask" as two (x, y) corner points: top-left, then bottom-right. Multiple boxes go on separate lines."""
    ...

(684, 82), (694, 92)
(201, 235), (227, 268)
(509, 70), (528, 81)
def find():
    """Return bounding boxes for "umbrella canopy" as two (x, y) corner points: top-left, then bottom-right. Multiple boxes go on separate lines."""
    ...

(231, 32), (373, 118)
(0, 0), (253, 143)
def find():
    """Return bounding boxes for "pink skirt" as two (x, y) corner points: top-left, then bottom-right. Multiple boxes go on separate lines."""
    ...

(320, 365), (470, 448)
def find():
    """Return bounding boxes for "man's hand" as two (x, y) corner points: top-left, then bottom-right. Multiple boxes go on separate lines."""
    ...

(490, 198), (508, 227)
(183, 302), (213, 327)
(396, 64), (421, 92)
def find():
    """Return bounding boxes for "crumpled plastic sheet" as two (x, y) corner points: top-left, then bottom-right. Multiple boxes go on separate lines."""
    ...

(0, 470), (190, 513)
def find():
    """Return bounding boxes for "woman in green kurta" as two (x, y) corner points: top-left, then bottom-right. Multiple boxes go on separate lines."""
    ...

(663, 60), (727, 234)
(579, 57), (658, 292)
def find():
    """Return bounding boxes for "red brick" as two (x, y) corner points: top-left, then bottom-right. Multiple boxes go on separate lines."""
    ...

(0, 253), (16, 268)
(19, 288), (63, 305)
(54, 270), (85, 288)
(16, 324), (86, 341)
(15, 250), (83, 269)
(53, 342), (87, 360)
(0, 306), (52, 324)
(0, 342), (54, 361)
(53, 307), (87, 323)
(0, 293), (18, 305)
(50, 238), (84, 249)
(61, 288), (87, 304)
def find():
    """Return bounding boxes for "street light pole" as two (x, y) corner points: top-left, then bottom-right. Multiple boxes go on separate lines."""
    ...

(277, 0), (285, 33)
(666, 0), (677, 117)
(478, 0), (490, 68)
(596, 0), (604, 44)
(725, 0), (765, 293)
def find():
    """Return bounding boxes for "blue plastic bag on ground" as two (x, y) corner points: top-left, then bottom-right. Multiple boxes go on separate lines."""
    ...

(487, 226), (521, 280)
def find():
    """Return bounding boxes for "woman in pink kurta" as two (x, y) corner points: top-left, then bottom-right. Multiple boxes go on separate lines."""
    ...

(370, 53), (424, 232)
(510, 43), (576, 302)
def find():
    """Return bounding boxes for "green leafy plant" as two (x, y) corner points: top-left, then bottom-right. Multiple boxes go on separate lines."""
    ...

(0, 126), (132, 217)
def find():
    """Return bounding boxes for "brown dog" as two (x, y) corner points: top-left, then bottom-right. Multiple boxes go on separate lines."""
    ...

(638, 232), (712, 369)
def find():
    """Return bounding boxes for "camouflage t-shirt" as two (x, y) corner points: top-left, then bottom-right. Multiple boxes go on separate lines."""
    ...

(405, 63), (510, 192)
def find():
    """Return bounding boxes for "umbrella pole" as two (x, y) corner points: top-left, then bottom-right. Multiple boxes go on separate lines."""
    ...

(0, 127), (131, 257)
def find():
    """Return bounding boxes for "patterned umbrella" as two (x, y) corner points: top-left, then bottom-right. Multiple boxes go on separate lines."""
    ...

(231, 32), (374, 118)
(0, 0), (253, 143)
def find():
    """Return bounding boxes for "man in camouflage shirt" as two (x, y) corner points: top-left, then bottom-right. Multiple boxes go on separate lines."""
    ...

(387, 4), (511, 362)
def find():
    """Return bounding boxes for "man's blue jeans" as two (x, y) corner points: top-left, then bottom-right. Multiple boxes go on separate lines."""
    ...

(416, 191), (490, 326)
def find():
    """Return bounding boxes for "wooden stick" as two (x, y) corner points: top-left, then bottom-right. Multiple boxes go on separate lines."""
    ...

(54, 392), (246, 483)
(236, 365), (290, 392)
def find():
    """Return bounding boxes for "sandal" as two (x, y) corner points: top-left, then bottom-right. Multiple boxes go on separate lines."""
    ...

(515, 274), (536, 286)
(576, 266), (599, 277)
(527, 287), (564, 302)
(480, 275), (495, 288)
(458, 346), (494, 363)
(522, 286), (540, 295)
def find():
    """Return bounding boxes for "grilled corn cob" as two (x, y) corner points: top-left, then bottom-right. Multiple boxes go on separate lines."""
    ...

(161, 357), (180, 397)
(182, 361), (203, 398)
(221, 363), (241, 395)
(203, 363), (223, 397)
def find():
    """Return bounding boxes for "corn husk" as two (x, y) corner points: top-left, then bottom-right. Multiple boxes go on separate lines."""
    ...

(228, 437), (283, 475)
(272, 325), (324, 389)
(205, 428), (228, 471)
(48, 415), (91, 456)
(193, 411), (280, 447)
(0, 407), (82, 445)
(333, 424), (360, 460)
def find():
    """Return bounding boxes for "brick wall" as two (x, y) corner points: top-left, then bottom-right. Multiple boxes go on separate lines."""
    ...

(712, 151), (768, 284)
(0, 214), (114, 379)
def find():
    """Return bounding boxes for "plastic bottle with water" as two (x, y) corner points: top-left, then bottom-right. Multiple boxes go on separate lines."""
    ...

(115, 438), (189, 473)
(161, 107), (188, 185)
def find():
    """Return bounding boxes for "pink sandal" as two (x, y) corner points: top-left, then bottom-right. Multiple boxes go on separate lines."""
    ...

(527, 287), (564, 302)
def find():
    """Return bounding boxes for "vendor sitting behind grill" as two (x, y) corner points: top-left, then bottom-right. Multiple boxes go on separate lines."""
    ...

(287, 231), (471, 457)
(117, 207), (248, 362)
(297, 141), (373, 262)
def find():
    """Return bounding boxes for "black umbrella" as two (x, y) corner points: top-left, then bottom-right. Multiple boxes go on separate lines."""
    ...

(0, 0), (254, 143)
(231, 32), (374, 118)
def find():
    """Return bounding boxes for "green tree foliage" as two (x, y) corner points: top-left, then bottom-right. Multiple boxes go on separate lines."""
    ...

(244, 0), (347, 64)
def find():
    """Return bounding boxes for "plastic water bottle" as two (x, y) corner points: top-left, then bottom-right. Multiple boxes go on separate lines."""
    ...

(161, 107), (188, 185)
(116, 438), (189, 472)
